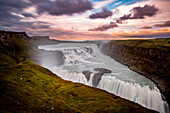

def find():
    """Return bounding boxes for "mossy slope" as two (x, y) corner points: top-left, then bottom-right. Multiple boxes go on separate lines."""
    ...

(0, 35), (28, 67)
(0, 31), (157, 113)
(0, 61), (157, 113)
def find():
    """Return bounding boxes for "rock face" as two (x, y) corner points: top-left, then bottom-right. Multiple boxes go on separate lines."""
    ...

(30, 36), (59, 45)
(101, 39), (170, 106)
(82, 70), (92, 81)
(92, 68), (111, 87)
(82, 68), (111, 87)
(0, 31), (30, 67)
(0, 31), (30, 41)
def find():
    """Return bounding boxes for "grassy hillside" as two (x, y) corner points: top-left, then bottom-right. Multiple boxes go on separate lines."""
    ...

(0, 35), (28, 67)
(0, 31), (157, 113)
(1, 61), (157, 113)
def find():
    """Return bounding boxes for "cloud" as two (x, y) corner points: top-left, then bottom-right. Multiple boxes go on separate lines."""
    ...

(111, 28), (170, 38)
(21, 13), (36, 18)
(0, 0), (93, 35)
(116, 5), (159, 23)
(0, 0), (29, 21)
(0, 0), (29, 10)
(94, 0), (115, 9)
(0, 20), (51, 32)
(0, 0), (34, 32)
(27, 28), (116, 40)
(89, 7), (112, 19)
(88, 22), (118, 31)
(155, 20), (170, 27)
(140, 20), (170, 29)
(0, 0), (93, 23)
(116, 14), (131, 23)
(33, 0), (93, 16)
(28, 27), (170, 40)
(131, 5), (159, 19)
(140, 25), (152, 29)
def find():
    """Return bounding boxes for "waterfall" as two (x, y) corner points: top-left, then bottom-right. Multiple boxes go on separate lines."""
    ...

(98, 76), (167, 113)
(38, 43), (169, 113)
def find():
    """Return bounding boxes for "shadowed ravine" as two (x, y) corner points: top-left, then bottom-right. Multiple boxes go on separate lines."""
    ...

(38, 43), (169, 113)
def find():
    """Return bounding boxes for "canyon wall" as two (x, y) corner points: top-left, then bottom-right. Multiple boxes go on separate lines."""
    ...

(101, 39), (170, 105)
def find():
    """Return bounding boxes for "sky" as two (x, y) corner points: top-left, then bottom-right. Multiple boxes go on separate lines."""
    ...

(0, 0), (170, 40)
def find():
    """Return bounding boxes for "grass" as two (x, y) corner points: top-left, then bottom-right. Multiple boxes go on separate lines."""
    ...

(0, 36), (28, 67)
(0, 61), (157, 113)
(111, 38), (170, 51)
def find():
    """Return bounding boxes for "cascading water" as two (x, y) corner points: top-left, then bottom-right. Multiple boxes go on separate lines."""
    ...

(38, 43), (169, 113)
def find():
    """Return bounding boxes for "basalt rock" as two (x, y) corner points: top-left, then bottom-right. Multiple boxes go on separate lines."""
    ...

(92, 68), (111, 87)
(82, 70), (92, 81)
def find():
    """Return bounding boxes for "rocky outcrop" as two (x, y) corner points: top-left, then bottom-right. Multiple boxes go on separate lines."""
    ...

(30, 36), (59, 45)
(82, 70), (92, 81)
(82, 68), (111, 87)
(101, 39), (170, 105)
(0, 31), (30, 66)
(92, 68), (111, 87)
(0, 30), (30, 41)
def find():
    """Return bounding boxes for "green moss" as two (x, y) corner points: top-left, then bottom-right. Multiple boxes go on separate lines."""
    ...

(0, 53), (16, 66)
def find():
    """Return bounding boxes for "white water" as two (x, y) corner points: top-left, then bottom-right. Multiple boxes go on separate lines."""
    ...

(38, 43), (169, 113)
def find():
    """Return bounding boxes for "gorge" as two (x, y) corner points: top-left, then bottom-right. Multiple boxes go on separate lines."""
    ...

(38, 42), (169, 113)
(0, 31), (159, 113)
(0, 31), (169, 113)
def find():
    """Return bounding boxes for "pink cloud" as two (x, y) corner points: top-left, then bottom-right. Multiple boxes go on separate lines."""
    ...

(111, 27), (170, 38)
(28, 28), (116, 40)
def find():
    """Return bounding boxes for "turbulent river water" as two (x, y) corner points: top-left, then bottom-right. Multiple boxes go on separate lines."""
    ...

(38, 43), (169, 113)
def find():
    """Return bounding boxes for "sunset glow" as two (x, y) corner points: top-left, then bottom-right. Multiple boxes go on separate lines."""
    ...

(0, 0), (170, 40)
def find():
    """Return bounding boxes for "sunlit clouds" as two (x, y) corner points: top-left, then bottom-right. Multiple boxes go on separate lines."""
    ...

(111, 27), (170, 38)
(0, 0), (170, 40)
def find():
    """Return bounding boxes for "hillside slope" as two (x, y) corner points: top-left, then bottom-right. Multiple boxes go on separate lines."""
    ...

(0, 31), (157, 113)
(101, 38), (170, 106)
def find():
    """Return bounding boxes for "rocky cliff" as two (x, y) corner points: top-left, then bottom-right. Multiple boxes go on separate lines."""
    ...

(101, 39), (170, 105)
(30, 36), (59, 45)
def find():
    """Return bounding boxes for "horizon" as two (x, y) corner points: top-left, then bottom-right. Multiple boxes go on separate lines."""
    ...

(0, 0), (170, 40)
(0, 30), (160, 41)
